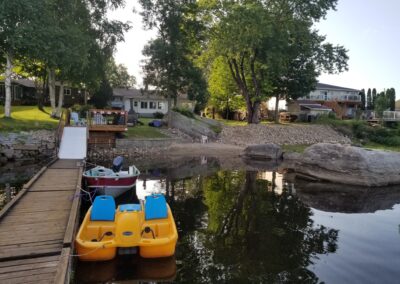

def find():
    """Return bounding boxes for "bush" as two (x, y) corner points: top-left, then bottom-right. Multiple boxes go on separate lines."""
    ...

(173, 107), (195, 119)
(71, 104), (94, 118)
(153, 111), (164, 119)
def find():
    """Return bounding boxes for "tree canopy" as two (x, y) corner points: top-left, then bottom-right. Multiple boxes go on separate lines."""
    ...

(199, 0), (349, 123)
(140, 0), (209, 114)
(0, 0), (130, 117)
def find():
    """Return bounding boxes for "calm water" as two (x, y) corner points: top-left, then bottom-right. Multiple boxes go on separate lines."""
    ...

(0, 161), (44, 209)
(75, 158), (400, 283)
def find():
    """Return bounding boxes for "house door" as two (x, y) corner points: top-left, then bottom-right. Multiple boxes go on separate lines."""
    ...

(129, 99), (133, 111)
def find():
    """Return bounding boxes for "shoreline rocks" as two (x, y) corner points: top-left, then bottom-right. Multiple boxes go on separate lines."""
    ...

(294, 143), (400, 187)
(244, 143), (283, 160)
(0, 130), (55, 164)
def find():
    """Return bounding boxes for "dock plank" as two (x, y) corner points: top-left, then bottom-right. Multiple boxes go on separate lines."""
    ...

(0, 159), (83, 283)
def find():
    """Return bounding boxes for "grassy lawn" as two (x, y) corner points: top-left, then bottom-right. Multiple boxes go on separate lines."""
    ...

(282, 144), (310, 153)
(125, 118), (168, 138)
(0, 106), (59, 132)
(363, 142), (400, 152)
(218, 119), (274, 126)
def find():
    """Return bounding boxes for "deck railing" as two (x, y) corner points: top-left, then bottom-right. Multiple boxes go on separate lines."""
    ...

(88, 109), (128, 132)
(383, 111), (400, 121)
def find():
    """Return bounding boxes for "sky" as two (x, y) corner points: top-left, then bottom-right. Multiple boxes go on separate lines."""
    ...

(109, 0), (400, 99)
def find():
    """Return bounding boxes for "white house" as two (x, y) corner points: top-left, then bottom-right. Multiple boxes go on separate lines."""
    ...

(111, 88), (195, 117)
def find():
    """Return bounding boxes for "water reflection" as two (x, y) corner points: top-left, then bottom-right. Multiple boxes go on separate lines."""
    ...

(76, 157), (400, 283)
(174, 171), (338, 283)
(76, 256), (177, 283)
(296, 179), (400, 213)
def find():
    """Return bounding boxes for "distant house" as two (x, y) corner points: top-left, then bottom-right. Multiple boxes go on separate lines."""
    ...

(298, 83), (361, 119)
(0, 79), (85, 106)
(286, 100), (333, 122)
(396, 100), (400, 111)
(111, 88), (195, 117)
(0, 79), (37, 105)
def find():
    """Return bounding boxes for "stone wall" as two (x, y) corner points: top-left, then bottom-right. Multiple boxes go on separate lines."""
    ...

(87, 137), (183, 161)
(0, 130), (55, 165)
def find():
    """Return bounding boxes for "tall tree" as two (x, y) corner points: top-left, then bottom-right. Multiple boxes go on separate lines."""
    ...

(360, 89), (366, 110)
(374, 91), (388, 118)
(386, 88), (396, 111)
(207, 56), (245, 118)
(140, 0), (208, 124)
(106, 59), (136, 89)
(200, 0), (348, 124)
(372, 88), (377, 109)
(366, 88), (372, 110)
(0, 0), (45, 118)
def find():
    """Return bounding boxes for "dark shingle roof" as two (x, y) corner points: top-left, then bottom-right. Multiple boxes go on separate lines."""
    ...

(113, 88), (164, 100)
(316, 83), (360, 92)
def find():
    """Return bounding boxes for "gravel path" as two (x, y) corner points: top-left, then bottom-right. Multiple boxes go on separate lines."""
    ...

(219, 124), (351, 146)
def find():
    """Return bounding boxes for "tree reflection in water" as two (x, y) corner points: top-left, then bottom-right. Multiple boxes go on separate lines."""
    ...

(174, 170), (338, 283)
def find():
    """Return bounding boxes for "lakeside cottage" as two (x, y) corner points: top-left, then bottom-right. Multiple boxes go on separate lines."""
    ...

(269, 82), (361, 121)
(111, 88), (195, 117)
(0, 79), (86, 106)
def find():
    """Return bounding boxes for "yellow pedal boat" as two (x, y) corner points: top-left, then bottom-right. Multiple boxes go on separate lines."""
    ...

(75, 194), (178, 261)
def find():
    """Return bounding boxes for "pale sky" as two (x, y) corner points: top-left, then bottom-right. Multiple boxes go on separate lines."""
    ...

(109, 0), (399, 99)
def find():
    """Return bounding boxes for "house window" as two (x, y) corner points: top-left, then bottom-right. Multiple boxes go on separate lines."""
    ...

(64, 88), (71, 96)
(134, 101), (138, 107)
(141, 101), (148, 109)
(158, 102), (163, 109)
(0, 84), (4, 101)
(149, 101), (157, 109)
(13, 85), (22, 100)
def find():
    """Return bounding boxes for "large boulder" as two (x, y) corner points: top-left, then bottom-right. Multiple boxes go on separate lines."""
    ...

(244, 143), (283, 160)
(295, 143), (400, 186)
(169, 111), (219, 140)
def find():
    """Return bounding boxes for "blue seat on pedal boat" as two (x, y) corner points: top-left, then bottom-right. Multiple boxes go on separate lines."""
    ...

(145, 194), (168, 220)
(91, 195), (116, 221)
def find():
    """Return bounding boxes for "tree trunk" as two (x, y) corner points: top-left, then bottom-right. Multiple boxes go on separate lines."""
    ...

(246, 100), (260, 124)
(274, 93), (280, 123)
(227, 54), (261, 124)
(56, 82), (64, 118)
(167, 92), (172, 127)
(4, 52), (13, 118)
(48, 68), (56, 116)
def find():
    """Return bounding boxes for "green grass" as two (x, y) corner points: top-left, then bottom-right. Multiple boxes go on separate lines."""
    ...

(125, 118), (168, 138)
(363, 142), (400, 152)
(218, 119), (274, 126)
(282, 144), (310, 153)
(0, 106), (59, 132)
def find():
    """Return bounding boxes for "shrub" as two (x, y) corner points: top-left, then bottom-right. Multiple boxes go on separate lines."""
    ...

(71, 104), (94, 117)
(153, 111), (164, 119)
(173, 107), (195, 119)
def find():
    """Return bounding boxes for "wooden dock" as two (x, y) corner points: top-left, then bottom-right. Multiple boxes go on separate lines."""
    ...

(0, 159), (83, 283)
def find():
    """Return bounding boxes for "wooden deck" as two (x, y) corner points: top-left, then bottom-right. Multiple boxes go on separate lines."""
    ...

(0, 159), (83, 283)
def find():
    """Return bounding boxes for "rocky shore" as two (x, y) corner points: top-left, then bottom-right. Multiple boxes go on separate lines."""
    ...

(220, 124), (351, 146)
(0, 130), (55, 165)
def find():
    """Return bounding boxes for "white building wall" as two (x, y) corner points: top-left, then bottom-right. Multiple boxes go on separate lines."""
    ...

(268, 97), (287, 111)
(123, 98), (168, 114)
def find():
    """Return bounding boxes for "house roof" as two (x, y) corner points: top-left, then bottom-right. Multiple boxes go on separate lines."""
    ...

(300, 104), (332, 111)
(295, 100), (332, 110)
(316, 83), (360, 93)
(0, 79), (36, 88)
(0, 78), (75, 88)
(113, 88), (163, 100)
